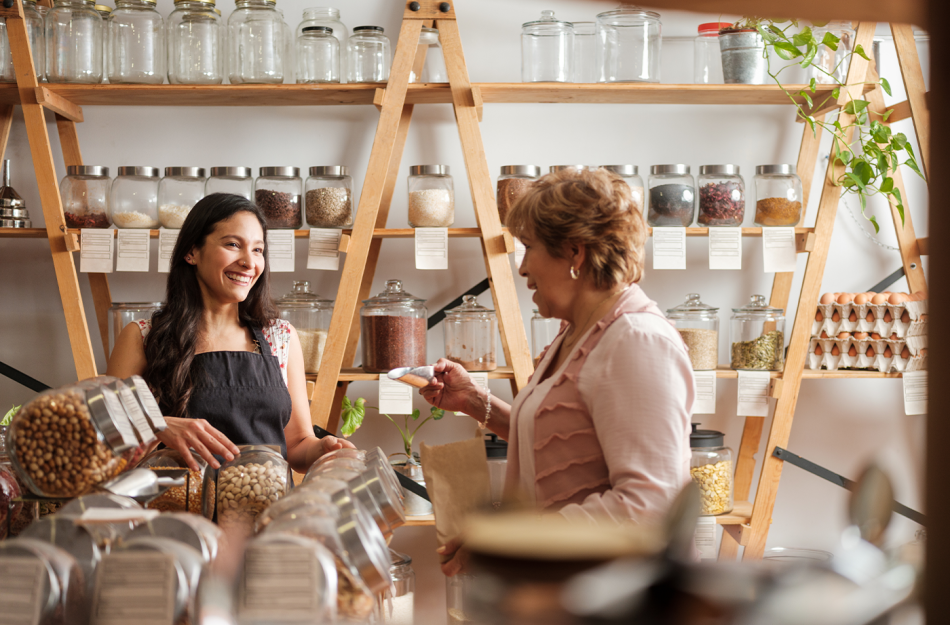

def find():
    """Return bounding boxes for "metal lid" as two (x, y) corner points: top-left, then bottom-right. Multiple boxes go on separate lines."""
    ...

(275, 280), (333, 309)
(309, 165), (349, 177)
(362, 279), (426, 306)
(667, 293), (719, 317)
(109, 301), (162, 311)
(174, 0), (215, 4)
(549, 165), (588, 173)
(756, 164), (796, 175)
(94, 4), (112, 12)
(126, 514), (222, 563)
(335, 501), (392, 593)
(651, 164), (690, 175)
(348, 465), (406, 534)
(500, 165), (541, 177)
(107, 378), (157, 445)
(303, 25), (332, 33)
(164, 167), (206, 178)
(699, 164), (739, 175)
(259, 166), (300, 178)
(690, 423), (725, 448)
(0, 219), (30, 228)
(601, 164), (638, 176)
(732, 294), (784, 315)
(66, 165), (109, 177)
(390, 549), (412, 566)
(79, 379), (137, 453)
(596, 5), (661, 21)
(523, 9), (573, 30)
(353, 25), (383, 32)
(485, 433), (508, 459)
(409, 164), (449, 176)
(117, 166), (160, 177)
(0, 208), (28, 219)
(445, 294), (495, 318)
(209, 166), (251, 178)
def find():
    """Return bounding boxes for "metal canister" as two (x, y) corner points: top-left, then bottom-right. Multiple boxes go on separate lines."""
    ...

(719, 29), (768, 84)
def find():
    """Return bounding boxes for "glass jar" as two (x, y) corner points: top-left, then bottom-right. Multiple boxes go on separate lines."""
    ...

(572, 21), (596, 83)
(159, 167), (206, 228)
(110, 166), (160, 228)
(446, 573), (476, 625)
(408, 164), (453, 227)
(648, 164), (695, 227)
(0, 425), (23, 539)
(730, 295), (785, 371)
(206, 166), (253, 199)
(305, 165), (353, 227)
(698, 164), (744, 227)
(360, 279), (427, 373)
(255, 166), (302, 229)
(275, 281), (334, 374)
(216, 444), (290, 537)
(811, 21), (855, 84)
(601, 164), (644, 213)
(346, 25), (390, 83)
(531, 309), (560, 367)
(549, 164), (588, 174)
(108, 302), (160, 354)
(61, 165), (111, 228)
(139, 448), (215, 518)
(666, 293), (719, 370)
(0, 0), (45, 82)
(117, 536), (204, 622)
(383, 550), (415, 625)
(296, 6), (347, 81)
(410, 26), (446, 83)
(694, 22), (728, 84)
(108, 0), (164, 84)
(255, 489), (336, 532)
(443, 295), (497, 372)
(97, 4), (111, 82)
(278, 7), (293, 84)
(125, 512), (224, 562)
(228, 0), (284, 84)
(20, 514), (105, 600)
(484, 433), (507, 508)
(0, 538), (89, 623)
(521, 10), (573, 83)
(296, 25), (339, 83)
(45, 0), (103, 84)
(496, 165), (539, 226)
(754, 164), (803, 227)
(689, 424), (733, 515)
(595, 5), (662, 83)
(167, 0), (224, 85)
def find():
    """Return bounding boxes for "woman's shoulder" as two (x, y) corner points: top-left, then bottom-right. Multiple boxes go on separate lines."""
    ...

(135, 319), (152, 338)
(600, 312), (685, 353)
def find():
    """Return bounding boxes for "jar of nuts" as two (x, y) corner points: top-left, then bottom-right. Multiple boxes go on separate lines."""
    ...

(689, 424), (734, 516)
(216, 445), (290, 537)
(139, 448), (216, 518)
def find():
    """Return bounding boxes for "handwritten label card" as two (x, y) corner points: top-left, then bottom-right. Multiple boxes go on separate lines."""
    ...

(240, 545), (326, 621)
(692, 370), (717, 414)
(379, 376), (413, 415)
(115, 230), (150, 272)
(694, 516), (717, 561)
(737, 371), (771, 416)
(0, 556), (44, 625)
(117, 385), (156, 444)
(903, 371), (928, 415)
(92, 552), (176, 625)
(307, 228), (343, 271)
(157, 229), (179, 274)
(267, 230), (295, 272)
(762, 227), (797, 273)
(415, 227), (449, 270)
(80, 229), (114, 273)
(708, 227), (742, 270)
(653, 227), (686, 270)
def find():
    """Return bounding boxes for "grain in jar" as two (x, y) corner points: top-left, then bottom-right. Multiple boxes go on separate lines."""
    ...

(360, 280), (427, 373)
(408, 165), (453, 227)
(305, 166), (353, 227)
(666, 293), (719, 370)
(689, 424), (733, 515)
(753, 164), (803, 226)
(274, 281), (333, 374)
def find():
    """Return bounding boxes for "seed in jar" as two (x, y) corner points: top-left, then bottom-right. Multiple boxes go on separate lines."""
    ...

(298, 329), (328, 374)
(408, 189), (454, 227)
(158, 204), (193, 229)
(306, 187), (352, 227)
(111, 210), (160, 229)
(689, 460), (733, 515)
(677, 328), (718, 370)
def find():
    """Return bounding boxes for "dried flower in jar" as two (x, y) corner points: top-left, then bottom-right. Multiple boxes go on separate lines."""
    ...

(698, 181), (744, 226)
(731, 331), (784, 370)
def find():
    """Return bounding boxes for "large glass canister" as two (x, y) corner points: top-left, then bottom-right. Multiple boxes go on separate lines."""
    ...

(521, 10), (573, 83)
(694, 22), (728, 83)
(217, 444), (290, 537)
(496, 165), (539, 226)
(753, 164), (803, 226)
(346, 25), (390, 83)
(484, 434), (507, 509)
(666, 293), (719, 370)
(810, 21), (855, 84)
(531, 309), (560, 367)
(595, 5), (662, 83)
(61, 165), (111, 228)
(572, 21), (597, 83)
(138, 447), (215, 518)
(206, 166), (253, 199)
(408, 164), (453, 228)
(382, 550), (415, 625)
(296, 6), (347, 80)
(446, 574), (476, 625)
(109, 166), (160, 228)
(228, 0), (284, 84)
(410, 26), (446, 83)
(689, 424), (733, 516)
(0, 0), (45, 82)
(601, 164), (644, 213)
(296, 25), (339, 83)
(306, 165), (353, 227)
(360, 279), (427, 373)
(648, 164), (695, 227)
(275, 281), (334, 374)
(108, 302), (161, 354)
(255, 166), (302, 229)
(108, 0), (164, 84)
(45, 0), (103, 84)
(167, 0), (224, 85)
(697, 164), (744, 226)
(730, 295), (785, 371)
(159, 166), (206, 228)
(0, 538), (89, 623)
(443, 295), (497, 372)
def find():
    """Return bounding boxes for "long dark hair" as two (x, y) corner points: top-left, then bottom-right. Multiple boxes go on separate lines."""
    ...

(143, 193), (278, 417)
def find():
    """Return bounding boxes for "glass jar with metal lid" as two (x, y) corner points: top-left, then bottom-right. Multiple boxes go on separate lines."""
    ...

(689, 424), (733, 515)
(275, 281), (333, 374)
(296, 25), (339, 83)
(521, 10), (573, 83)
(754, 164), (803, 227)
(549, 164), (589, 174)
(410, 26), (447, 83)
(408, 164), (453, 228)
(228, 0), (284, 84)
(167, 0), (224, 85)
(305, 165), (353, 227)
(159, 167), (206, 229)
(108, 0), (164, 84)
(0, 0), (45, 82)
(0, 160), (28, 228)
(61, 165), (111, 229)
(217, 444), (290, 537)
(444, 295), (497, 372)
(360, 279), (427, 373)
(667, 293), (719, 370)
(108, 302), (161, 354)
(698, 164), (744, 226)
(346, 25), (390, 83)
(730, 294), (785, 371)
(496, 165), (539, 226)
(383, 550), (415, 624)
(206, 166), (253, 199)
(596, 5), (662, 83)
(255, 166), (301, 229)
(45, 0), (103, 84)
(531, 309), (560, 367)
(0, 538), (89, 623)
(109, 166), (160, 228)
(601, 164), (644, 213)
(648, 164), (694, 227)
(139, 448), (215, 518)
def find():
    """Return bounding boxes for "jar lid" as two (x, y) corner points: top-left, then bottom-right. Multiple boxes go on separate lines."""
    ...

(601, 164), (638, 176)
(596, 5), (661, 20)
(485, 433), (508, 459)
(390, 549), (412, 567)
(175, 0), (216, 4)
(445, 294), (495, 318)
(303, 25), (332, 33)
(259, 166), (300, 178)
(67, 165), (109, 176)
(667, 293), (718, 316)
(309, 165), (349, 177)
(165, 167), (206, 178)
(362, 279), (426, 306)
(210, 166), (251, 178)
(236, 444), (284, 458)
(94, 4), (111, 13)
(698, 22), (730, 33)
(335, 502), (391, 593)
(118, 166), (160, 178)
(523, 9), (573, 30)
(549, 165), (588, 173)
(109, 301), (162, 310)
(500, 165), (541, 177)
(420, 26), (439, 44)
(699, 164), (739, 175)
(690, 423), (725, 448)
(732, 294), (784, 314)
(353, 25), (384, 33)
(756, 164), (796, 175)
(410, 164), (449, 176)
(651, 164), (690, 175)
(276, 280), (333, 308)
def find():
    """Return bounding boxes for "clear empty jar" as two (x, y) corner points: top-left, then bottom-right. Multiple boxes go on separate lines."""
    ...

(347, 25), (390, 83)
(531, 309), (560, 367)
(159, 167), (206, 228)
(296, 6), (347, 80)
(108, 302), (161, 354)
(97, 4), (111, 82)
(666, 293), (719, 370)
(110, 166), (160, 228)
(601, 164), (644, 213)
(360, 279), (427, 373)
(296, 25), (339, 83)
(410, 26), (447, 82)
(521, 10), (573, 82)
(648, 164), (694, 227)
(408, 165), (453, 228)
(690, 424), (734, 516)
(206, 166), (253, 199)
(698, 164), (744, 227)
(228, 0), (284, 84)
(306, 166), (353, 228)
(167, 0), (224, 84)
(754, 164), (803, 227)
(596, 5), (662, 83)
(444, 295), (497, 372)
(694, 22), (728, 83)
(730, 295), (785, 371)
(45, 0), (103, 84)
(108, 0), (164, 84)
(0, 0), (45, 82)
(810, 21), (854, 84)
(255, 166), (301, 229)
(572, 21), (597, 83)
(496, 165), (539, 225)
(61, 165), (111, 229)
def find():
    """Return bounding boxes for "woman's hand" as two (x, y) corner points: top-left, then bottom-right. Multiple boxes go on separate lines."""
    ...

(319, 434), (356, 455)
(156, 417), (241, 470)
(419, 358), (481, 415)
(437, 537), (468, 577)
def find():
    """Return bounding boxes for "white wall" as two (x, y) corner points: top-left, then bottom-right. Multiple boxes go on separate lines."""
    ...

(0, 1), (929, 622)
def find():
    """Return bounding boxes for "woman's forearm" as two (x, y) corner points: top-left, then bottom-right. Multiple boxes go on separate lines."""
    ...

(464, 387), (512, 440)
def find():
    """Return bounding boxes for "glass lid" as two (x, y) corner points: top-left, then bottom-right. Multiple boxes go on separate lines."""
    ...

(445, 294), (494, 318)
(523, 9), (573, 32)
(732, 294), (784, 314)
(362, 279), (426, 305)
(667, 293), (718, 317)
(275, 281), (333, 309)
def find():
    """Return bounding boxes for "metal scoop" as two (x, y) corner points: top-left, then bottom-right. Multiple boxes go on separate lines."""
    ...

(100, 468), (187, 503)
(387, 366), (436, 388)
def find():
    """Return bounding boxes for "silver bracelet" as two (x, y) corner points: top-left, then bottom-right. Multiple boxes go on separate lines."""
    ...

(479, 386), (492, 429)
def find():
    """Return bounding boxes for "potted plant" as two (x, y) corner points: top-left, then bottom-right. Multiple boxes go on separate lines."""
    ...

(340, 396), (444, 516)
(719, 17), (771, 84)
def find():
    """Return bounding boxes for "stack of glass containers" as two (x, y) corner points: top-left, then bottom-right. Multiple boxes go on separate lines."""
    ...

(521, 10), (573, 82)
(228, 0), (284, 84)
(108, 0), (164, 84)
(61, 166), (111, 229)
(159, 167), (206, 228)
(0, 0), (45, 82)
(443, 295), (497, 372)
(167, 0), (224, 84)
(275, 281), (334, 374)
(45, 0), (104, 84)
(595, 5), (662, 83)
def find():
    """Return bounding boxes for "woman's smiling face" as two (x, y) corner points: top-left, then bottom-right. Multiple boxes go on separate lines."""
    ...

(190, 211), (266, 305)
(518, 229), (574, 320)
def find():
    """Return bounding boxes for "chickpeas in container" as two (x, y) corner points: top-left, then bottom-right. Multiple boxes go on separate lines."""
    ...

(216, 445), (290, 537)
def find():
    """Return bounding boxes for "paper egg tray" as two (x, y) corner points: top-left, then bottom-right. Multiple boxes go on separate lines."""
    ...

(811, 299), (928, 339)
(807, 335), (927, 373)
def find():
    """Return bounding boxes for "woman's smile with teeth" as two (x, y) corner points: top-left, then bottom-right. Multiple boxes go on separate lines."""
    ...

(225, 272), (251, 285)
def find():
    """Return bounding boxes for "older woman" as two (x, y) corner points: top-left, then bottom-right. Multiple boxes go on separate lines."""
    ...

(421, 168), (694, 573)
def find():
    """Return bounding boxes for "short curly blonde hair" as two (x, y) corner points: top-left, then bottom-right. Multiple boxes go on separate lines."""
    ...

(506, 168), (647, 288)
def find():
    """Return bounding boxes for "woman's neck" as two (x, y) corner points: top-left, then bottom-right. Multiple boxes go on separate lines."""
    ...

(198, 292), (243, 338)
(566, 286), (625, 331)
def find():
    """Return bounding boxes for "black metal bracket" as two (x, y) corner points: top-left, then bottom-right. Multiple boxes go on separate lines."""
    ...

(867, 266), (907, 294)
(0, 360), (51, 393)
(426, 278), (490, 330)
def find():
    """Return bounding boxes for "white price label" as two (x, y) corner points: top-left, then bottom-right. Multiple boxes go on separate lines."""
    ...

(240, 544), (326, 620)
(903, 370), (927, 415)
(737, 370), (771, 417)
(415, 227), (449, 270)
(80, 229), (115, 273)
(0, 557), (44, 625)
(157, 229), (179, 273)
(92, 552), (176, 625)
(652, 227), (687, 270)
(267, 230), (295, 272)
(762, 227), (797, 273)
(692, 370), (717, 415)
(694, 516), (717, 561)
(307, 228), (342, 271)
(379, 376), (414, 415)
(708, 227), (742, 270)
(117, 386), (156, 443)
(115, 229), (150, 272)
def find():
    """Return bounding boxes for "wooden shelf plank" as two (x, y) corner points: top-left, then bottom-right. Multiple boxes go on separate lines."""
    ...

(717, 500), (752, 525)
(0, 227), (47, 238)
(714, 365), (904, 379)
(308, 367), (515, 382)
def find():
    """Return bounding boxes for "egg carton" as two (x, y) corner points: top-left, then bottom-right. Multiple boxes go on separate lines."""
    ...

(806, 335), (927, 373)
(812, 299), (928, 339)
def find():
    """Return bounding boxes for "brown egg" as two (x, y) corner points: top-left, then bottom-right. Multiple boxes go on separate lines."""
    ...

(832, 311), (841, 322)
(819, 293), (836, 305)
(836, 293), (852, 305)
(866, 346), (876, 357)
(871, 332), (882, 340)
(837, 331), (850, 339)
(921, 348), (928, 356)
(815, 311), (823, 322)
(920, 314), (929, 322)
(890, 333), (898, 340)
(883, 311), (892, 322)
(901, 311), (910, 323)
(901, 346), (910, 359)
(888, 292), (908, 305)
(848, 345), (857, 357)
(866, 311), (875, 322)
(884, 346), (893, 358)
(814, 344), (823, 356)
(871, 293), (888, 305)
(854, 332), (869, 340)
(831, 344), (840, 356)
(820, 331), (830, 339)
(853, 293), (869, 305)
(849, 311), (857, 322)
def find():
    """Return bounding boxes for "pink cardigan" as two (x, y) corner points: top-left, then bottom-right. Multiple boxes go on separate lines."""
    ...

(505, 285), (694, 522)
